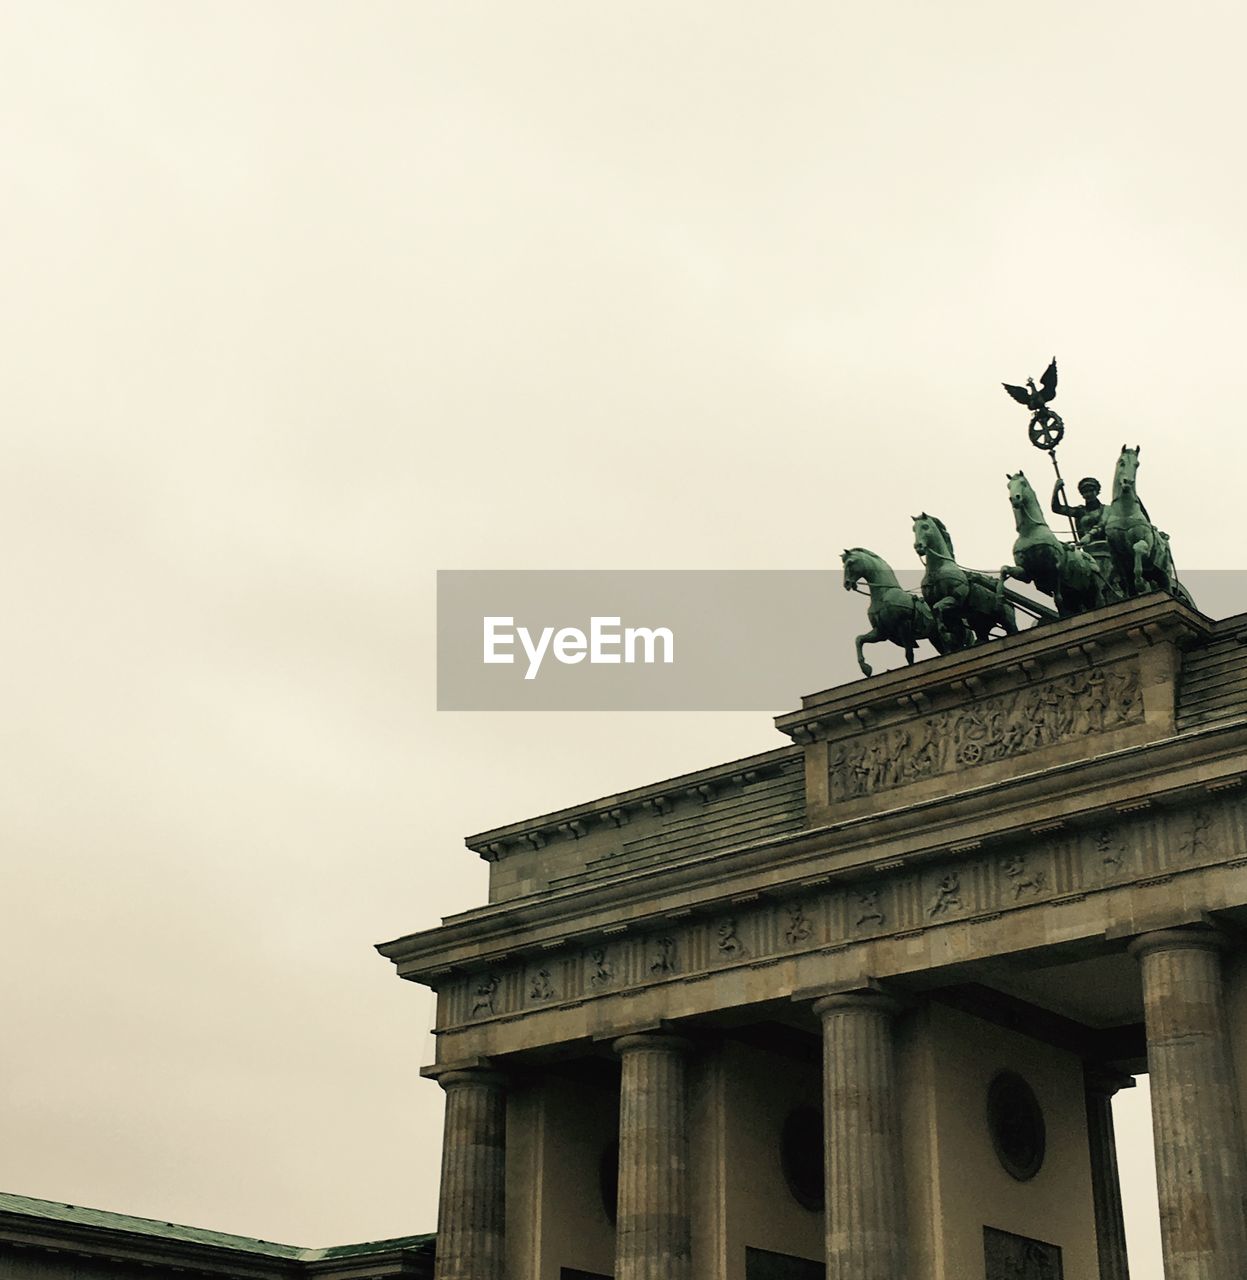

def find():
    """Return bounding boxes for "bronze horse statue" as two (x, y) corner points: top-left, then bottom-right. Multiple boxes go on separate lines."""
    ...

(841, 547), (946, 676)
(1000, 471), (1106, 617)
(913, 513), (1017, 649)
(1103, 445), (1193, 606)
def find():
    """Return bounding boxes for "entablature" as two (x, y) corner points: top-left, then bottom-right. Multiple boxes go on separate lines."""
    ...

(378, 717), (1247, 988)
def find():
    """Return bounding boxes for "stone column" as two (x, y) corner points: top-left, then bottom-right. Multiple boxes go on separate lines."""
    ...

(612, 1032), (693, 1280)
(1128, 930), (1247, 1280)
(435, 1069), (507, 1280)
(1084, 1067), (1132, 1280)
(814, 991), (906, 1280)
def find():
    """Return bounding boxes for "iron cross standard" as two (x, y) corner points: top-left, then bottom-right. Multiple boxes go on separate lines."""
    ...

(1002, 357), (1078, 543)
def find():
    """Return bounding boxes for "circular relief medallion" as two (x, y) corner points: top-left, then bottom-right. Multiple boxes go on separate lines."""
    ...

(780, 1106), (825, 1211)
(986, 1070), (1046, 1181)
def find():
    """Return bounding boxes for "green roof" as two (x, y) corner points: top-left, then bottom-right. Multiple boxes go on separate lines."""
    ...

(0, 1191), (434, 1261)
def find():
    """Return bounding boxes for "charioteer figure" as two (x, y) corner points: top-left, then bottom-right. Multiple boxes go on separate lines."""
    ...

(1052, 475), (1150, 544)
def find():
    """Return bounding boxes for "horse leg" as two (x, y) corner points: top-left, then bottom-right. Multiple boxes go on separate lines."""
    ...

(855, 629), (878, 678)
(1132, 536), (1150, 594)
(1001, 563), (1028, 584)
(1000, 599), (1018, 635)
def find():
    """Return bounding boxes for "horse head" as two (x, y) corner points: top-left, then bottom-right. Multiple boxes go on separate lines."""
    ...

(913, 512), (954, 561)
(841, 547), (861, 591)
(1114, 444), (1142, 500)
(843, 546), (899, 594)
(1006, 470), (1032, 511)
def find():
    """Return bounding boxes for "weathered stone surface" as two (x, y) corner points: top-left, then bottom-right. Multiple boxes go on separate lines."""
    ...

(813, 992), (905, 1280)
(1129, 930), (1247, 1280)
(434, 1069), (507, 1280)
(613, 1033), (692, 1280)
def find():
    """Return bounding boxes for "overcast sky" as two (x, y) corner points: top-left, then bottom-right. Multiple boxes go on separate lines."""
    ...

(6, 3), (1247, 1274)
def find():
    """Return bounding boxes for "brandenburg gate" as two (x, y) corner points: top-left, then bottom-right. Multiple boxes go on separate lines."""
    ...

(381, 590), (1247, 1279)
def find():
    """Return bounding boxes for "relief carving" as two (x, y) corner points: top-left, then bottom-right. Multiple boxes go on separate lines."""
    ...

(588, 947), (615, 989)
(529, 968), (555, 1001)
(650, 936), (677, 974)
(854, 888), (885, 929)
(471, 973), (500, 1017)
(829, 665), (1142, 800)
(983, 1226), (1062, 1279)
(1003, 852), (1046, 898)
(1095, 827), (1126, 875)
(716, 917), (748, 958)
(929, 872), (963, 917)
(783, 902), (813, 946)
(1178, 806), (1216, 860)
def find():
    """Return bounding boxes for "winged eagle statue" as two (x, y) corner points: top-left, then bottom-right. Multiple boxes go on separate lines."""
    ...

(1003, 358), (1063, 450)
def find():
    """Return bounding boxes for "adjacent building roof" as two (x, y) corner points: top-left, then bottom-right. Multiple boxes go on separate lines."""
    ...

(0, 1190), (435, 1277)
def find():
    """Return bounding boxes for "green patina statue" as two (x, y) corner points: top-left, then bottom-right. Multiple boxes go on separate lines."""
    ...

(1104, 445), (1193, 606)
(841, 547), (945, 677)
(1051, 474), (1114, 542)
(1001, 471), (1106, 616)
(841, 365), (1196, 677)
(912, 513), (1018, 649)
(1003, 359), (1063, 451)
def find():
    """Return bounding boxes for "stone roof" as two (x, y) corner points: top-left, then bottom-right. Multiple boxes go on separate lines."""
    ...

(1177, 610), (1247, 731)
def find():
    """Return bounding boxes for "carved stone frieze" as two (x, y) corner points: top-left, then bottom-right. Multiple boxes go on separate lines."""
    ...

(650, 936), (677, 975)
(1003, 852), (1046, 898)
(445, 794), (1239, 1031)
(828, 664), (1142, 800)
(928, 871), (963, 918)
(471, 973), (500, 1018)
(715, 917), (748, 959)
(587, 947), (615, 989)
(783, 902), (813, 946)
(851, 886), (886, 930)
(1176, 804), (1218, 861)
(983, 1226), (1062, 1279)
(1093, 826), (1127, 878)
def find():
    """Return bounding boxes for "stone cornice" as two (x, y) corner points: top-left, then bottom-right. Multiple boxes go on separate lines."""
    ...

(377, 716), (1247, 983)
(462, 744), (799, 862)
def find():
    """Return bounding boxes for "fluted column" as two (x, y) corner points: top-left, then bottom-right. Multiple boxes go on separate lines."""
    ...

(435, 1069), (507, 1280)
(814, 991), (906, 1280)
(612, 1032), (692, 1280)
(1128, 930), (1247, 1280)
(1085, 1067), (1132, 1280)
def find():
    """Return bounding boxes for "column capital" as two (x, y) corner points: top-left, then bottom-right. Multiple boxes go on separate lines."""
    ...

(1127, 926), (1229, 961)
(812, 988), (904, 1020)
(437, 1067), (508, 1092)
(1084, 1065), (1136, 1100)
(613, 1030), (693, 1058)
